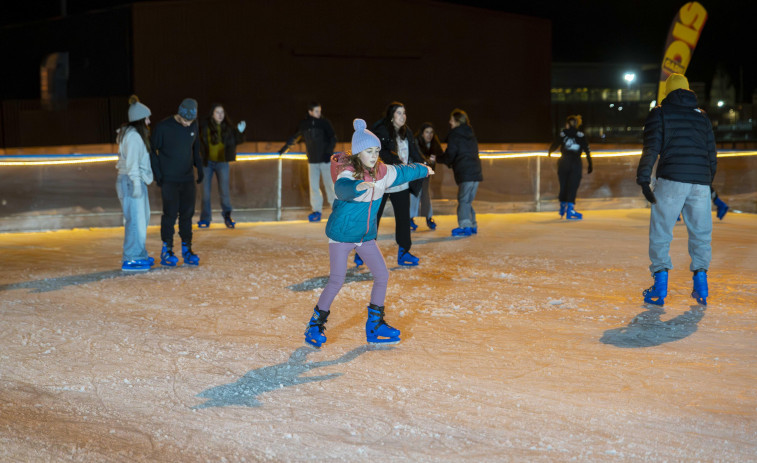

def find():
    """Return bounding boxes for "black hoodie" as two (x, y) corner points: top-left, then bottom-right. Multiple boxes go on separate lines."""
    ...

(637, 88), (717, 186)
(439, 124), (483, 184)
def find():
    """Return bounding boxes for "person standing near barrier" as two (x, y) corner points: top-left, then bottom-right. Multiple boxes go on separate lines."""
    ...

(548, 114), (593, 220)
(278, 102), (337, 223)
(437, 109), (482, 237)
(198, 104), (246, 229)
(412, 122), (441, 230)
(150, 98), (204, 267)
(303, 119), (433, 348)
(636, 73), (717, 307)
(371, 102), (426, 266)
(116, 95), (154, 272)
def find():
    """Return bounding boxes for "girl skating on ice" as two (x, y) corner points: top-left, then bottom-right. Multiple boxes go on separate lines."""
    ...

(304, 119), (433, 348)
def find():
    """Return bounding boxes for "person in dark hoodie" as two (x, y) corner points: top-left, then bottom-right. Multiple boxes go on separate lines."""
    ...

(548, 114), (593, 220)
(198, 104), (246, 229)
(371, 101), (427, 266)
(412, 122), (442, 230)
(636, 73), (717, 307)
(150, 98), (204, 267)
(437, 108), (482, 237)
(279, 102), (337, 222)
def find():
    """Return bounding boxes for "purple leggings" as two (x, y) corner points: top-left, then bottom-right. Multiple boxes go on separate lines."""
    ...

(316, 240), (389, 311)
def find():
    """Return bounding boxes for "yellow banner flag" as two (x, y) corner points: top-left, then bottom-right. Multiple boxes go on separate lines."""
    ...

(657, 2), (708, 103)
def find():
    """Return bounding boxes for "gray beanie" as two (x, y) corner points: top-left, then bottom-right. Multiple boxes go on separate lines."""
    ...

(127, 95), (151, 122)
(178, 98), (198, 121)
(351, 119), (380, 154)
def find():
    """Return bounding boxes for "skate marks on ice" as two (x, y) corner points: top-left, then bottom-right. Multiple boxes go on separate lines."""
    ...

(0, 269), (145, 293)
(194, 344), (393, 408)
(287, 265), (416, 292)
(600, 305), (705, 348)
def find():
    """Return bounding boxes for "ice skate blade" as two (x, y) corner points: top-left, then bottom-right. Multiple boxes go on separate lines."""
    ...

(304, 339), (322, 349)
(691, 291), (707, 306)
(643, 296), (665, 306)
(160, 261), (177, 267)
(367, 337), (400, 345)
(121, 268), (149, 273)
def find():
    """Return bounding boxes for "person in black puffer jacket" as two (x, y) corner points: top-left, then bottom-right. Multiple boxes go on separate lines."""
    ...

(372, 101), (426, 266)
(636, 73), (717, 307)
(437, 109), (482, 237)
(548, 114), (592, 220)
(279, 102), (337, 223)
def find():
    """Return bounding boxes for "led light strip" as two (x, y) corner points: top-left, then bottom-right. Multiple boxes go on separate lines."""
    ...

(1, 151), (755, 166)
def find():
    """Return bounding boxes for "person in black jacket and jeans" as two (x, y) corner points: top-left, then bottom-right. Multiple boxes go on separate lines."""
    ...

(198, 104), (245, 229)
(548, 115), (593, 220)
(438, 109), (482, 237)
(150, 98), (204, 267)
(636, 73), (717, 307)
(372, 101), (426, 266)
(279, 102), (337, 222)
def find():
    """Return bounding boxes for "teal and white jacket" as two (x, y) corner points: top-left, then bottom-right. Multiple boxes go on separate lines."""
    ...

(325, 153), (430, 243)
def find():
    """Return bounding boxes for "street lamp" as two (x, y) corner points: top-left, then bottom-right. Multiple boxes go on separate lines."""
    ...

(623, 72), (636, 84)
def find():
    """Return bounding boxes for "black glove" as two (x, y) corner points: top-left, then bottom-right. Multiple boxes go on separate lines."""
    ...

(587, 161), (593, 174)
(641, 183), (656, 204)
(196, 171), (204, 184)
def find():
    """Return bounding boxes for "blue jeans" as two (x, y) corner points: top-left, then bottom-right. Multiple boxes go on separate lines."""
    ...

(116, 174), (150, 262)
(200, 161), (231, 222)
(457, 181), (479, 228)
(649, 178), (712, 274)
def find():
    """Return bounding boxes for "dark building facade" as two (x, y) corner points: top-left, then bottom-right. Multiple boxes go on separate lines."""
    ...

(0, 0), (551, 147)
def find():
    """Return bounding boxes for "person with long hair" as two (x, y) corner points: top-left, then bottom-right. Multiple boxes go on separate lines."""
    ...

(303, 119), (433, 348)
(116, 95), (154, 272)
(438, 109), (483, 237)
(198, 104), (246, 229)
(413, 122), (443, 230)
(369, 102), (426, 266)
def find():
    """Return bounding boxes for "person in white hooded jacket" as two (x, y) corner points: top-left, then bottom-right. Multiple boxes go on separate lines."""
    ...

(116, 95), (154, 271)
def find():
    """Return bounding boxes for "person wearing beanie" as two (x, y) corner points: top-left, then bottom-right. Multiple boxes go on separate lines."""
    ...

(303, 118), (433, 348)
(197, 104), (246, 229)
(548, 114), (592, 220)
(636, 73), (717, 307)
(150, 98), (204, 267)
(116, 95), (154, 272)
(371, 102), (427, 266)
(278, 102), (337, 223)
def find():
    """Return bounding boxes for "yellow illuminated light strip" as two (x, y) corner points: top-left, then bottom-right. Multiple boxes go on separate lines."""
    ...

(0, 156), (119, 166)
(1, 151), (756, 166)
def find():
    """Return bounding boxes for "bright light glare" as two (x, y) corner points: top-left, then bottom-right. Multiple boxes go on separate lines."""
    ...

(623, 72), (636, 83)
(717, 100), (725, 107)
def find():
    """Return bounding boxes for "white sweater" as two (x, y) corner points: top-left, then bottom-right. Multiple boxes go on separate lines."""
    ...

(116, 128), (154, 185)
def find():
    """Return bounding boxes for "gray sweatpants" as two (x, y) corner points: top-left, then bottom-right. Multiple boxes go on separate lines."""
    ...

(457, 181), (479, 228)
(648, 178), (712, 275)
(316, 240), (389, 311)
(308, 162), (335, 213)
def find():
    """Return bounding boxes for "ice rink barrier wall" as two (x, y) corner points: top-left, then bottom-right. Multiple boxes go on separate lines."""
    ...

(1, 143), (755, 232)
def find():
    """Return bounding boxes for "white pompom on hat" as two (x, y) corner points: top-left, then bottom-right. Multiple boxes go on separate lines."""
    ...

(127, 95), (151, 122)
(351, 118), (380, 154)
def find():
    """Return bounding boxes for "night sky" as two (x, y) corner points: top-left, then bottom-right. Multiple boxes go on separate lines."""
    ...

(2, 0), (756, 99)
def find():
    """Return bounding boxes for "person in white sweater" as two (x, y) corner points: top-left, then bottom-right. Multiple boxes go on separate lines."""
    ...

(116, 95), (154, 272)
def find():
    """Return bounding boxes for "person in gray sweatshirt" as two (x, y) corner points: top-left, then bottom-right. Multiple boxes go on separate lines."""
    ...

(116, 95), (154, 272)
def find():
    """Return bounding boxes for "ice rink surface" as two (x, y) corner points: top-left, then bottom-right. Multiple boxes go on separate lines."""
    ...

(1, 209), (755, 462)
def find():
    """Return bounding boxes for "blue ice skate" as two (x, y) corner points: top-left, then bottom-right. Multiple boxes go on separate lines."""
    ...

(354, 252), (364, 268)
(160, 243), (179, 267)
(398, 247), (419, 266)
(559, 201), (567, 218)
(409, 218), (418, 231)
(121, 260), (150, 272)
(197, 220), (210, 228)
(182, 242), (200, 266)
(691, 270), (708, 306)
(304, 307), (329, 348)
(643, 270), (668, 306)
(426, 217), (437, 230)
(223, 211), (236, 229)
(366, 304), (400, 344)
(566, 203), (583, 220)
(451, 227), (471, 237)
(308, 211), (322, 222)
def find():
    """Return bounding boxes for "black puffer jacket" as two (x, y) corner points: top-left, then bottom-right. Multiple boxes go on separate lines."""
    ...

(637, 89), (717, 185)
(372, 121), (425, 195)
(284, 116), (337, 163)
(439, 124), (483, 184)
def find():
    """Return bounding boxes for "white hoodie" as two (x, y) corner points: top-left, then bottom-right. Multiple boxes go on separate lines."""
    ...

(116, 128), (154, 185)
